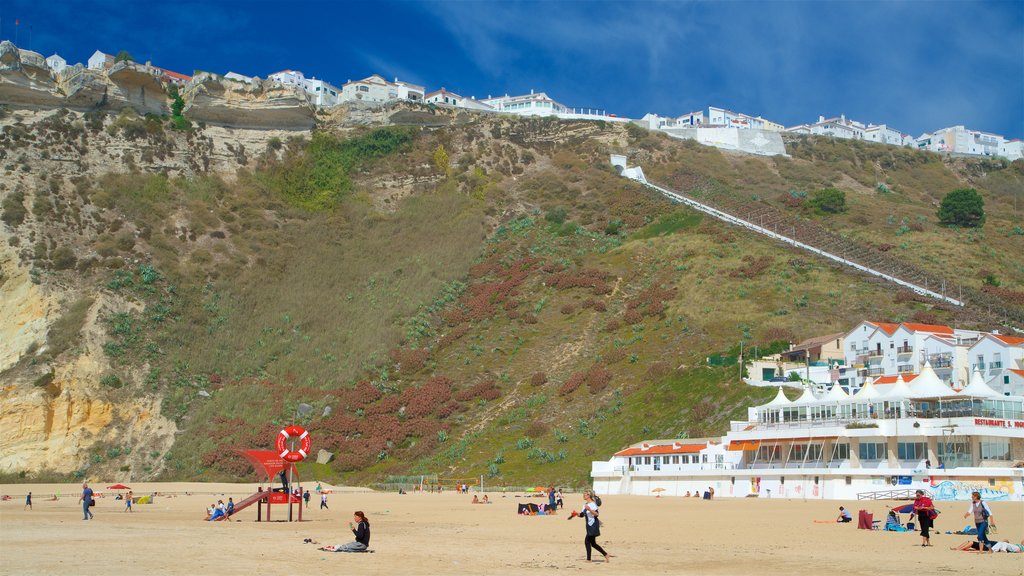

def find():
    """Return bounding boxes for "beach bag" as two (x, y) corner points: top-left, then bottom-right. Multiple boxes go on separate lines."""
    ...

(593, 495), (602, 507)
(586, 518), (601, 537)
(89, 499), (96, 507)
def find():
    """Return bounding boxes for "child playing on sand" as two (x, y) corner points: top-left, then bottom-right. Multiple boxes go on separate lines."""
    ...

(836, 507), (851, 523)
(24, 492), (31, 510)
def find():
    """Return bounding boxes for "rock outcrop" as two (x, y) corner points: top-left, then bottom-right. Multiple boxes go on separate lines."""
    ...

(182, 72), (315, 130)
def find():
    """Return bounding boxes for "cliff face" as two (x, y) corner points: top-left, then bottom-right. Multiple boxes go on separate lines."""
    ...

(0, 42), (316, 130)
(183, 72), (316, 130)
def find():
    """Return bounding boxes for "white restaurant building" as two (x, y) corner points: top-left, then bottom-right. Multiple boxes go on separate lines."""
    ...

(593, 364), (1024, 501)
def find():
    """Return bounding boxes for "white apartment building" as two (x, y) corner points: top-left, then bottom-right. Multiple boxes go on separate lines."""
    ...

(969, 334), (1024, 396)
(844, 321), (983, 390)
(339, 75), (425, 104)
(45, 53), (67, 74)
(480, 90), (569, 116)
(999, 139), (1023, 161)
(916, 125), (1007, 157)
(268, 70), (340, 107)
(424, 88), (494, 111)
(863, 124), (903, 146)
(638, 113), (677, 130)
(676, 110), (705, 127)
(787, 114), (867, 139)
(704, 106), (784, 131)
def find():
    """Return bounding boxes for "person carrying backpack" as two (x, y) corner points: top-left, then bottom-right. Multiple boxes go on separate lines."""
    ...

(964, 491), (996, 551)
(572, 491), (609, 563)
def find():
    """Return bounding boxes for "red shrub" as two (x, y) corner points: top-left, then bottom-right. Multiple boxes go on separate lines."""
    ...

(455, 379), (502, 402)
(530, 372), (548, 386)
(546, 267), (612, 295)
(366, 394), (402, 416)
(401, 376), (453, 418)
(585, 365), (612, 394)
(604, 319), (621, 332)
(560, 372), (585, 395)
(522, 313), (538, 324)
(437, 324), (470, 348)
(390, 348), (430, 374)
(604, 348), (627, 364)
(623, 309), (643, 324)
(560, 303), (575, 315)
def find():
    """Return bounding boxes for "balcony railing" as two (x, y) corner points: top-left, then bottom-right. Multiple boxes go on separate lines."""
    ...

(897, 364), (915, 374)
(896, 345), (913, 355)
(973, 362), (986, 371)
(868, 350), (884, 358)
(867, 367), (885, 376)
(929, 356), (953, 368)
(990, 361), (1003, 370)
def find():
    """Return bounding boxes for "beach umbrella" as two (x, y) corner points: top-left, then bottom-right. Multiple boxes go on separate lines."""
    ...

(106, 484), (131, 490)
(535, 486), (547, 492)
(892, 504), (915, 514)
(651, 487), (666, 498)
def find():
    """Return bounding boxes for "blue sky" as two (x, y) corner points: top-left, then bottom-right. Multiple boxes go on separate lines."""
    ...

(2, 0), (1021, 137)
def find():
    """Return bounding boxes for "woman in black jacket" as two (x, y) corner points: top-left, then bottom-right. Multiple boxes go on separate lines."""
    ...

(336, 511), (371, 552)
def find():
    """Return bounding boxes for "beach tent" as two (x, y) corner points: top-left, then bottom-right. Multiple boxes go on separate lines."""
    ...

(764, 387), (792, 407)
(959, 369), (1001, 398)
(907, 362), (954, 398)
(107, 484), (131, 490)
(791, 387), (819, 406)
(881, 375), (913, 400)
(823, 383), (849, 402)
(517, 503), (554, 515)
(854, 380), (881, 400)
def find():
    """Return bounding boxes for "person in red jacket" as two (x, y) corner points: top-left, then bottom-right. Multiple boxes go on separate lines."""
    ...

(912, 490), (937, 547)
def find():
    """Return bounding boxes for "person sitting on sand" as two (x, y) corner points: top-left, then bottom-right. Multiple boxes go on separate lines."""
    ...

(884, 510), (901, 531)
(208, 500), (226, 521)
(335, 511), (371, 552)
(685, 491), (691, 498)
(226, 497), (234, 517)
(482, 495), (490, 504)
(472, 495), (480, 504)
(837, 507), (852, 523)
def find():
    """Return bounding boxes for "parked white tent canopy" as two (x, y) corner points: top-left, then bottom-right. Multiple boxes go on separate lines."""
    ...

(791, 387), (819, 405)
(907, 361), (954, 398)
(882, 375), (913, 400)
(823, 383), (849, 402)
(854, 379), (881, 400)
(763, 386), (792, 407)
(959, 368), (1001, 398)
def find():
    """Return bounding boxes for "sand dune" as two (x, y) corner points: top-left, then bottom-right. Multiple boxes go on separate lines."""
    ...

(1, 482), (1021, 575)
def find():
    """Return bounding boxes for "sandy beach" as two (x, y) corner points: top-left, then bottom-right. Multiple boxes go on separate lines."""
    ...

(1, 482), (1021, 576)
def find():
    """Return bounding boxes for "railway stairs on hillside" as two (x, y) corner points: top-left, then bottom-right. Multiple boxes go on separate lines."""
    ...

(610, 155), (1023, 329)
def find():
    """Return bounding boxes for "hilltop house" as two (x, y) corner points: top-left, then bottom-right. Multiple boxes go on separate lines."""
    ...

(87, 50), (114, 70)
(863, 124), (903, 146)
(916, 125), (1012, 158)
(481, 90), (569, 116)
(676, 110), (706, 127)
(339, 75), (424, 104)
(787, 114), (867, 139)
(224, 71), (255, 84)
(45, 53), (67, 74)
(706, 106), (781, 131)
(424, 88), (494, 111)
(269, 70), (340, 107)
(999, 140), (1023, 160)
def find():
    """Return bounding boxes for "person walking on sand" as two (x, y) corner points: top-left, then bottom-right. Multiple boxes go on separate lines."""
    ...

(124, 491), (133, 513)
(303, 489), (311, 509)
(320, 493), (329, 510)
(573, 491), (610, 563)
(912, 489), (936, 547)
(24, 492), (32, 510)
(80, 483), (94, 520)
(964, 491), (996, 551)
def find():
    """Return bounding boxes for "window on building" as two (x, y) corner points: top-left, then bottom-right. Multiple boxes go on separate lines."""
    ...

(859, 442), (886, 460)
(897, 442), (926, 460)
(358, 86), (369, 92)
(980, 440), (1010, 461)
(833, 443), (850, 460)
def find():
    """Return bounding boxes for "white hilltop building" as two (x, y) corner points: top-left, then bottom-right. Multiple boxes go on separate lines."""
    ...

(224, 71), (255, 84)
(268, 70), (340, 107)
(339, 74), (425, 104)
(593, 360), (1024, 501)
(87, 49), (114, 71)
(916, 125), (1021, 160)
(424, 88), (494, 111)
(45, 53), (67, 74)
(480, 90), (627, 122)
(636, 106), (788, 156)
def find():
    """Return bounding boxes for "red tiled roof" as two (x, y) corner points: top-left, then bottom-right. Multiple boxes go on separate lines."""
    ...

(614, 443), (706, 457)
(160, 68), (191, 81)
(899, 322), (953, 334)
(868, 321), (901, 335)
(872, 374), (919, 384)
(993, 335), (1024, 346)
(1010, 369), (1024, 378)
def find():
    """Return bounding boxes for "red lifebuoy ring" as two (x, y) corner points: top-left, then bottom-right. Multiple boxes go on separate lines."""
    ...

(276, 425), (311, 462)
